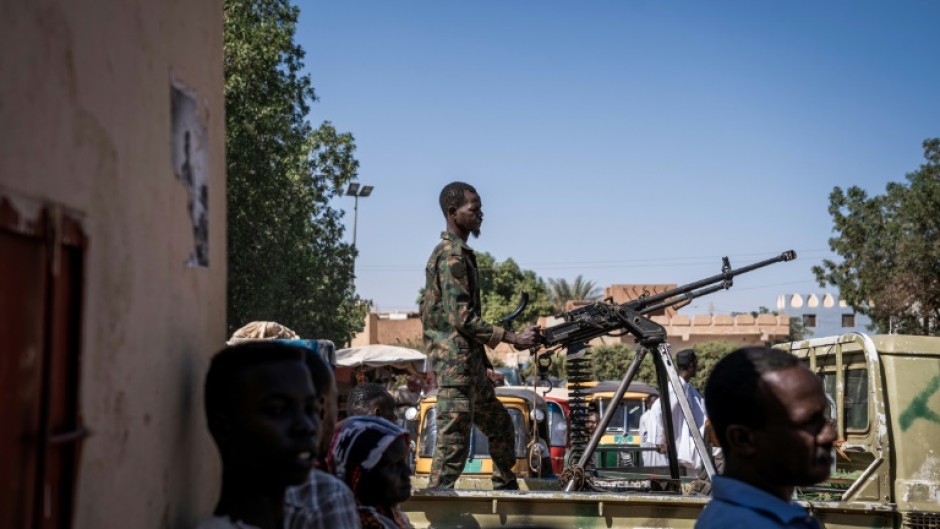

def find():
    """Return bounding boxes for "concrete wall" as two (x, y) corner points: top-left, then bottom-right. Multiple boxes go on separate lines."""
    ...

(351, 312), (424, 348)
(1, 1), (224, 527)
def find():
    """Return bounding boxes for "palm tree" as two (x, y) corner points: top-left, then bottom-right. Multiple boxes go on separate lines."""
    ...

(547, 275), (602, 313)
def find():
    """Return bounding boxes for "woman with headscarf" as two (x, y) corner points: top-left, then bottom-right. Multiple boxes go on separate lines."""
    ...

(328, 416), (414, 529)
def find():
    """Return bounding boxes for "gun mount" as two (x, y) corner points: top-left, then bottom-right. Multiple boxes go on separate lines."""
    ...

(500, 250), (798, 492)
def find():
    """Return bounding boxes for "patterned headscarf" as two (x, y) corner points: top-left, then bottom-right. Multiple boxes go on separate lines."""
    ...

(327, 415), (408, 497)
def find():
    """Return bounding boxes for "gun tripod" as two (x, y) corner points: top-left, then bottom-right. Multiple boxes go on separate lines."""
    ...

(561, 337), (716, 492)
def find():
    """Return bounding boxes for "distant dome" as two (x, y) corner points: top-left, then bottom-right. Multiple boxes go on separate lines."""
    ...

(791, 293), (804, 309)
(807, 294), (819, 308)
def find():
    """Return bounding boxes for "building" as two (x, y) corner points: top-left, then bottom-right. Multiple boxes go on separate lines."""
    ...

(775, 292), (872, 338)
(1, 2), (225, 528)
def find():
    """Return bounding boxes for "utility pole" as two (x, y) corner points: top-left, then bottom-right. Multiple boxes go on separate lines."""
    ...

(345, 183), (374, 249)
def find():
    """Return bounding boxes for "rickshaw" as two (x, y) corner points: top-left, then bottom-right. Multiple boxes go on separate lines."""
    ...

(539, 386), (572, 476)
(583, 381), (659, 471)
(412, 387), (554, 486)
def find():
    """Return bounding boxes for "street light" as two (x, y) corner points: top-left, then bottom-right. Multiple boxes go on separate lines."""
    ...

(345, 183), (374, 249)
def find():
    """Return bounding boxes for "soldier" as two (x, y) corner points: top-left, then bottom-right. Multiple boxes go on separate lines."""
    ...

(420, 181), (542, 490)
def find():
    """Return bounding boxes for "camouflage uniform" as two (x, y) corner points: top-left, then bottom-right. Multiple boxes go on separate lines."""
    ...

(420, 231), (518, 489)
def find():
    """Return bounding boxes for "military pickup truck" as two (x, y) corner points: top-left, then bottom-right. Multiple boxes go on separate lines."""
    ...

(401, 333), (940, 529)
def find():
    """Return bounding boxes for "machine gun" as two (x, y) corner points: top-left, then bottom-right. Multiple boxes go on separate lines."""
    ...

(541, 250), (796, 349)
(502, 250), (798, 491)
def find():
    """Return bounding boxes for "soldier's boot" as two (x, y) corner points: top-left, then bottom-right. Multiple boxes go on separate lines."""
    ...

(493, 478), (519, 491)
(490, 442), (519, 490)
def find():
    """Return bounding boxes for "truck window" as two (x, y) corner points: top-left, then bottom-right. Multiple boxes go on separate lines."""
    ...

(418, 406), (527, 458)
(844, 368), (869, 431)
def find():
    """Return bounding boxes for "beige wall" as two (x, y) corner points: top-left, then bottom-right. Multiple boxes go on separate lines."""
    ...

(1, 1), (224, 528)
(351, 312), (424, 348)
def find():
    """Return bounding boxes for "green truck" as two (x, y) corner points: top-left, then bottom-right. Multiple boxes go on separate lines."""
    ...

(401, 333), (940, 529)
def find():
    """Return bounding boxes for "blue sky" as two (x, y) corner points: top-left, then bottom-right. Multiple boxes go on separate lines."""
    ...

(296, 1), (940, 323)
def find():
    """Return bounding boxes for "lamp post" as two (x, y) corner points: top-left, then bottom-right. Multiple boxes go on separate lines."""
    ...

(345, 183), (374, 249)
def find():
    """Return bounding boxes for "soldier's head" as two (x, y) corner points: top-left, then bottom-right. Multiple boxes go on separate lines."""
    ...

(439, 181), (482, 239)
(347, 382), (396, 422)
(705, 346), (837, 498)
(204, 341), (320, 488)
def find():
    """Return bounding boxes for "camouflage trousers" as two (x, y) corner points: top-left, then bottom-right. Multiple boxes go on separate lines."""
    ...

(428, 382), (517, 489)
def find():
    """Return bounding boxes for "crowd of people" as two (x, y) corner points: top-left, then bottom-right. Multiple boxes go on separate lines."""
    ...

(198, 181), (839, 529)
(199, 332), (415, 529)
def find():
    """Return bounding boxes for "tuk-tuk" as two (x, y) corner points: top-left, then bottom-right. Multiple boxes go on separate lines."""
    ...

(413, 387), (554, 484)
(539, 386), (571, 476)
(584, 381), (658, 470)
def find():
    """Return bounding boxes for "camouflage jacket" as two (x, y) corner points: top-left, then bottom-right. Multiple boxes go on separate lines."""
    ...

(420, 231), (504, 387)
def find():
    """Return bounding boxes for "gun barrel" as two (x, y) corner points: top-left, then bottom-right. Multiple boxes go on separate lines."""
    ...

(626, 250), (796, 312)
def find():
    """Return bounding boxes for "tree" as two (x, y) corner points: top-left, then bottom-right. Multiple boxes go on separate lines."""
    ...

(813, 139), (940, 336)
(588, 340), (739, 391)
(476, 252), (554, 327)
(786, 316), (811, 342)
(547, 276), (602, 313)
(225, 0), (368, 344)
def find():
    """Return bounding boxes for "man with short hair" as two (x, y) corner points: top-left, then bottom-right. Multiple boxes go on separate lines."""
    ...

(286, 349), (361, 529)
(346, 382), (397, 422)
(420, 181), (542, 490)
(395, 376), (423, 416)
(200, 342), (319, 529)
(658, 349), (707, 473)
(695, 347), (837, 529)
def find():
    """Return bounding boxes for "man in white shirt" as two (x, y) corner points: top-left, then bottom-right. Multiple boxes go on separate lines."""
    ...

(658, 349), (707, 474)
(640, 393), (669, 468)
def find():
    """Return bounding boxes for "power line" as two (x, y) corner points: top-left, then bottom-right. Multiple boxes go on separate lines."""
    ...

(356, 249), (835, 272)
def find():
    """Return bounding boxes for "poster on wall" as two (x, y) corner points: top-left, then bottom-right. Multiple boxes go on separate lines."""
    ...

(170, 81), (209, 268)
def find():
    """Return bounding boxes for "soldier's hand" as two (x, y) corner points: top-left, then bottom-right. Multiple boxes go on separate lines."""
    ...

(507, 325), (542, 350)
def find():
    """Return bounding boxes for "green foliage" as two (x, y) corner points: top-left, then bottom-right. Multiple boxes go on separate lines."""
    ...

(787, 316), (811, 342)
(589, 344), (645, 384)
(476, 252), (554, 327)
(547, 275), (602, 313)
(225, 0), (368, 344)
(588, 340), (740, 391)
(813, 139), (940, 336)
(690, 341), (740, 388)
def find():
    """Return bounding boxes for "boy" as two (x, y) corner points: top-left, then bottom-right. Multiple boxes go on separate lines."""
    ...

(200, 342), (320, 529)
(346, 382), (397, 422)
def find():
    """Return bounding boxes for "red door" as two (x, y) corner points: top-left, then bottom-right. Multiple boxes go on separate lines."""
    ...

(1, 197), (86, 529)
